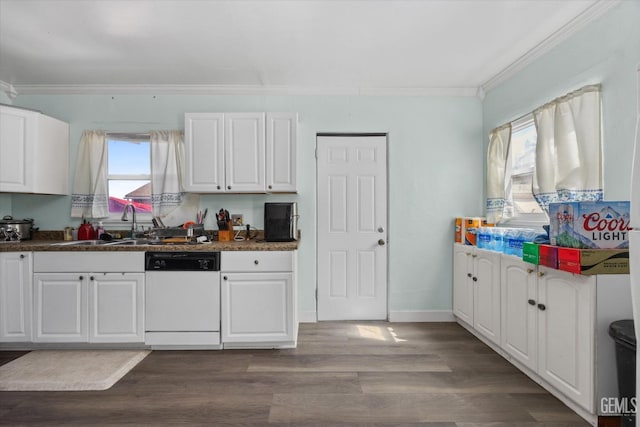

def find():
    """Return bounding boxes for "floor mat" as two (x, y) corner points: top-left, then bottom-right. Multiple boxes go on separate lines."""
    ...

(0, 349), (150, 391)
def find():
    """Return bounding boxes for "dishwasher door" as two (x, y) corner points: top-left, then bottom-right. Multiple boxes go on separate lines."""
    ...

(146, 271), (220, 332)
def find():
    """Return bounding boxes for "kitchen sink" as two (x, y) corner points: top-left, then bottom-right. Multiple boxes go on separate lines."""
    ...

(103, 238), (160, 246)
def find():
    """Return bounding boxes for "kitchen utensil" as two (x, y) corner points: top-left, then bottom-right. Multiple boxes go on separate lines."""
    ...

(0, 216), (36, 240)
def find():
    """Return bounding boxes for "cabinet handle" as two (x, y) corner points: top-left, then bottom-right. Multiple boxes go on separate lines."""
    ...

(538, 271), (545, 277)
(528, 299), (536, 306)
(526, 268), (534, 274)
(254, 260), (259, 265)
(79, 276), (84, 280)
(537, 303), (546, 311)
(90, 276), (94, 281)
(223, 276), (228, 280)
(217, 185), (221, 190)
(268, 185), (273, 190)
(472, 277), (478, 282)
(467, 273), (472, 278)
(472, 254), (477, 258)
(20, 254), (25, 259)
(227, 185), (231, 190)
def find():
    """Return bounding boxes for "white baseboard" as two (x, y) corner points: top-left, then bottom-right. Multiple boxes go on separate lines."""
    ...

(298, 310), (455, 323)
(298, 311), (318, 323)
(388, 310), (455, 322)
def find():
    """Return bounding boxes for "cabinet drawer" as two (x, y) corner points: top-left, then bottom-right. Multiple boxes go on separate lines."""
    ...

(34, 252), (145, 273)
(222, 251), (293, 272)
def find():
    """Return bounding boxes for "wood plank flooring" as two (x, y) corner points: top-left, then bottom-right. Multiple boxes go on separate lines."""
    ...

(0, 322), (594, 426)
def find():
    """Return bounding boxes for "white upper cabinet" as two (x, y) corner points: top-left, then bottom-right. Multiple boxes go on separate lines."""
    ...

(0, 105), (69, 195)
(224, 113), (266, 193)
(266, 113), (297, 193)
(184, 113), (225, 192)
(183, 112), (297, 193)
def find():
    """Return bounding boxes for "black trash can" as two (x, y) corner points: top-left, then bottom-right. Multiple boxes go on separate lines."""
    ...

(609, 319), (636, 427)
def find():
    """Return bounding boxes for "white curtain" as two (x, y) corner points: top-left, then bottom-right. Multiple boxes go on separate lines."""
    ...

(532, 84), (603, 211)
(486, 124), (512, 224)
(150, 130), (199, 225)
(70, 130), (109, 218)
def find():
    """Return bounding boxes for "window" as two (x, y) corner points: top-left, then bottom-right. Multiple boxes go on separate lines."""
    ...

(106, 135), (152, 218)
(502, 116), (547, 224)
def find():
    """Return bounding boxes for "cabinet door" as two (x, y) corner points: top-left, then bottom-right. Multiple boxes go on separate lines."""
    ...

(33, 273), (88, 342)
(184, 113), (225, 192)
(221, 272), (294, 343)
(501, 255), (537, 371)
(266, 113), (297, 193)
(452, 244), (474, 325)
(473, 248), (501, 345)
(537, 267), (595, 412)
(0, 252), (32, 342)
(89, 273), (144, 343)
(224, 113), (266, 192)
(0, 106), (32, 192)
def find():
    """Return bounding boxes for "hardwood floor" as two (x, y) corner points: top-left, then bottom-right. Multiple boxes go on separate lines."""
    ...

(0, 322), (593, 426)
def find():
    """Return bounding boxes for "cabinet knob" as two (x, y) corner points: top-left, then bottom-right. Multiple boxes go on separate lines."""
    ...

(538, 271), (545, 277)
(537, 303), (546, 311)
(472, 254), (477, 258)
(528, 299), (536, 306)
(79, 276), (84, 280)
(526, 268), (534, 274)
(20, 254), (25, 259)
(227, 185), (231, 190)
(268, 185), (273, 190)
(254, 260), (259, 265)
(217, 185), (221, 190)
(467, 273), (472, 278)
(90, 276), (94, 281)
(472, 277), (478, 282)
(223, 276), (228, 281)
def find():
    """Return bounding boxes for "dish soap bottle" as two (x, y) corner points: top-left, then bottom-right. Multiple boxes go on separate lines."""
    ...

(96, 221), (105, 240)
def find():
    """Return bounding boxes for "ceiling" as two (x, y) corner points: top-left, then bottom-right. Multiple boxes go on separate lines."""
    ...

(0, 0), (617, 96)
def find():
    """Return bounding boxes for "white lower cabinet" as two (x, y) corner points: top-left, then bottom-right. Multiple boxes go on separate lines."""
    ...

(501, 256), (594, 412)
(0, 252), (33, 342)
(456, 248), (633, 422)
(221, 251), (297, 348)
(33, 252), (145, 344)
(452, 244), (501, 345)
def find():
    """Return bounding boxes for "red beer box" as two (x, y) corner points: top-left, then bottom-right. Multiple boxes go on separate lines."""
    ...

(538, 244), (558, 269)
(557, 247), (629, 275)
(548, 201), (631, 249)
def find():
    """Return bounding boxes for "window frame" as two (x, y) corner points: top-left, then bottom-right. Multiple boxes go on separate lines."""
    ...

(500, 115), (549, 228)
(103, 135), (153, 226)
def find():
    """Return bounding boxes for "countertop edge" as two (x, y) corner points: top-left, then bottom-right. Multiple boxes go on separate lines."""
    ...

(0, 240), (298, 252)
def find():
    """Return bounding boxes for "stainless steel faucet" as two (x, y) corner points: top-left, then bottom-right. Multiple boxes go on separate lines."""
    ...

(121, 203), (137, 238)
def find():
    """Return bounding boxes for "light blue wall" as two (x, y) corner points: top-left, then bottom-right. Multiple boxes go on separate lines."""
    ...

(9, 94), (483, 316)
(483, 1), (640, 201)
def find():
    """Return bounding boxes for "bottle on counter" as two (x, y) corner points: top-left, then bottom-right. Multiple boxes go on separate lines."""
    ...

(96, 221), (105, 240)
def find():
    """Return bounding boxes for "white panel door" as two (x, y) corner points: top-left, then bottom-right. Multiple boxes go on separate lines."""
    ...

(221, 272), (294, 343)
(317, 134), (387, 320)
(184, 113), (225, 192)
(537, 267), (595, 412)
(33, 273), (88, 342)
(0, 252), (32, 342)
(266, 113), (297, 192)
(501, 256), (537, 371)
(473, 249), (501, 345)
(225, 113), (265, 192)
(452, 244), (474, 325)
(89, 273), (144, 343)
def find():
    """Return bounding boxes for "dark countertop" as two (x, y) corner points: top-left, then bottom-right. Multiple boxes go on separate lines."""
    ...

(0, 239), (298, 252)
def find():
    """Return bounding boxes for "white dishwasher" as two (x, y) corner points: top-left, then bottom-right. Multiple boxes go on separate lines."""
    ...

(145, 251), (221, 349)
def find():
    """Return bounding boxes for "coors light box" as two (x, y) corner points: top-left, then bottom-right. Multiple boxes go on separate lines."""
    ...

(548, 201), (632, 249)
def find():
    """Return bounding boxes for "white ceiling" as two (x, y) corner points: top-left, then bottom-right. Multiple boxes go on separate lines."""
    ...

(0, 0), (617, 96)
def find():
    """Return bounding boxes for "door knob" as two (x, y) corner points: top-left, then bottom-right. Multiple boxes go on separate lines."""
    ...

(378, 239), (385, 246)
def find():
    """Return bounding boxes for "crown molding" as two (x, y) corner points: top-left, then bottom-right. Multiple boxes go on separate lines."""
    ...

(0, 80), (17, 100)
(481, 0), (621, 94)
(12, 83), (479, 97)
